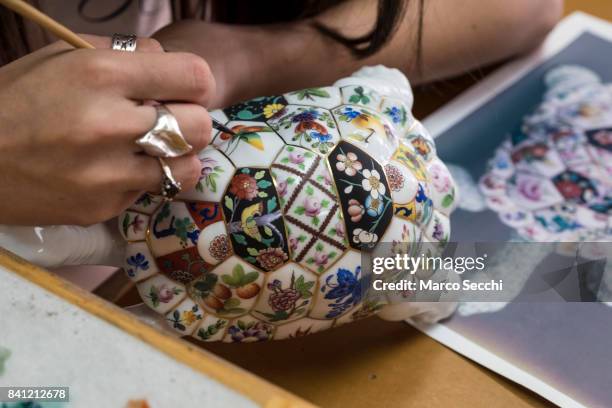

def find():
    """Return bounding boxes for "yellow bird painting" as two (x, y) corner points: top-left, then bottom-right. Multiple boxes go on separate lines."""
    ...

(240, 202), (263, 242)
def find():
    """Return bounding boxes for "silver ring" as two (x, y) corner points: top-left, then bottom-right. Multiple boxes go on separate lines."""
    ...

(136, 105), (193, 158)
(111, 33), (137, 52)
(158, 158), (181, 200)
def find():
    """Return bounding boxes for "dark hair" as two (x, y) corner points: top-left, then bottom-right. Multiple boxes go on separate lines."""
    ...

(0, 0), (407, 66)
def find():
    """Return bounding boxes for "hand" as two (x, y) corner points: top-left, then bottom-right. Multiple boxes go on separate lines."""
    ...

(0, 35), (215, 226)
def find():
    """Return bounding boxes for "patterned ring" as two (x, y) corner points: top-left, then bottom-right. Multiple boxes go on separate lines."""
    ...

(136, 104), (193, 158)
(158, 157), (181, 200)
(111, 33), (137, 52)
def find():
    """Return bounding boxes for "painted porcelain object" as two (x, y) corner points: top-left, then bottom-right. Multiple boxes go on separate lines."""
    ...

(0, 66), (458, 342)
(480, 65), (612, 242)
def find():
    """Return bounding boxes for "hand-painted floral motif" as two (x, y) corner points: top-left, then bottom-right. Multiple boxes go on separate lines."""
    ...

(344, 85), (377, 106)
(130, 192), (162, 214)
(384, 105), (407, 126)
(222, 168), (289, 271)
(196, 319), (227, 341)
(271, 147), (347, 273)
(156, 247), (209, 284)
(329, 141), (392, 250)
(384, 163), (404, 192)
(146, 283), (183, 308)
(334, 106), (392, 144)
(167, 303), (202, 332)
(336, 151), (363, 176)
(217, 124), (271, 156)
(290, 87), (331, 101)
(226, 319), (273, 343)
(223, 95), (287, 121)
(269, 106), (338, 154)
(189, 261), (262, 317)
(126, 253), (149, 278)
(151, 202), (200, 249)
(393, 144), (428, 181)
(197, 156), (225, 193)
(319, 264), (365, 318)
(256, 271), (314, 322)
(121, 211), (147, 240)
(208, 234), (231, 261)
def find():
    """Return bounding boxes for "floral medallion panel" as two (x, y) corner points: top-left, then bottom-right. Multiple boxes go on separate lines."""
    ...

(178, 147), (235, 202)
(197, 221), (232, 266)
(309, 250), (365, 319)
(165, 298), (204, 336)
(224, 315), (275, 343)
(119, 211), (149, 241)
(340, 85), (382, 109)
(329, 141), (393, 250)
(271, 146), (348, 273)
(192, 315), (229, 342)
(129, 193), (163, 215)
(380, 97), (414, 136)
(332, 105), (398, 164)
(392, 144), (429, 182)
(212, 121), (285, 168)
(222, 167), (289, 272)
(393, 182), (434, 227)
(426, 158), (458, 216)
(384, 160), (418, 205)
(188, 256), (264, 318)
(137, 274), (186, 314)
(155, 246), (211, 285)
(148, 201), (200, 257)
(253, 263), (317, 325)
(222, 95), (288, 122)
(124, 242), (158, 282)
(283, 86), (342, 110)
(273, 318), (333, 340)
(424, 211), (451, 244)
(268, 105), (340, 155)
(399, 120), (437, 163)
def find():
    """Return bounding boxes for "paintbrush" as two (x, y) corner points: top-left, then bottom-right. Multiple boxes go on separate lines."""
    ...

(0, 0), (236, 136)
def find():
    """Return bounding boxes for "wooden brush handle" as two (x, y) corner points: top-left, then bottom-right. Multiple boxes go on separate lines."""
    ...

(0, 0), (95, 49)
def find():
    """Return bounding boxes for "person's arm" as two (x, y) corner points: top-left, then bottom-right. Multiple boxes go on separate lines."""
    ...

(154, 0), (563, 108)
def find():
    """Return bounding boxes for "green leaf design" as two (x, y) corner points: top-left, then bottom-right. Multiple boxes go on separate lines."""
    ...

(233, 233), (247, 246)
(225, 298), (241, 310)
(236, 109), (259, 120)
(242, 271), (259, 285)
(247, 247), (259, 256)
(241, 132), (264, 151)
(257, 179), (272, 189)
(263, 225), (273, 237)
(267, 196), (278, 213)
(224, 196), (234, 211)
(349, 94), (360, 104)
(442, 190), (455, 208)
(254, 170), (265, 180)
